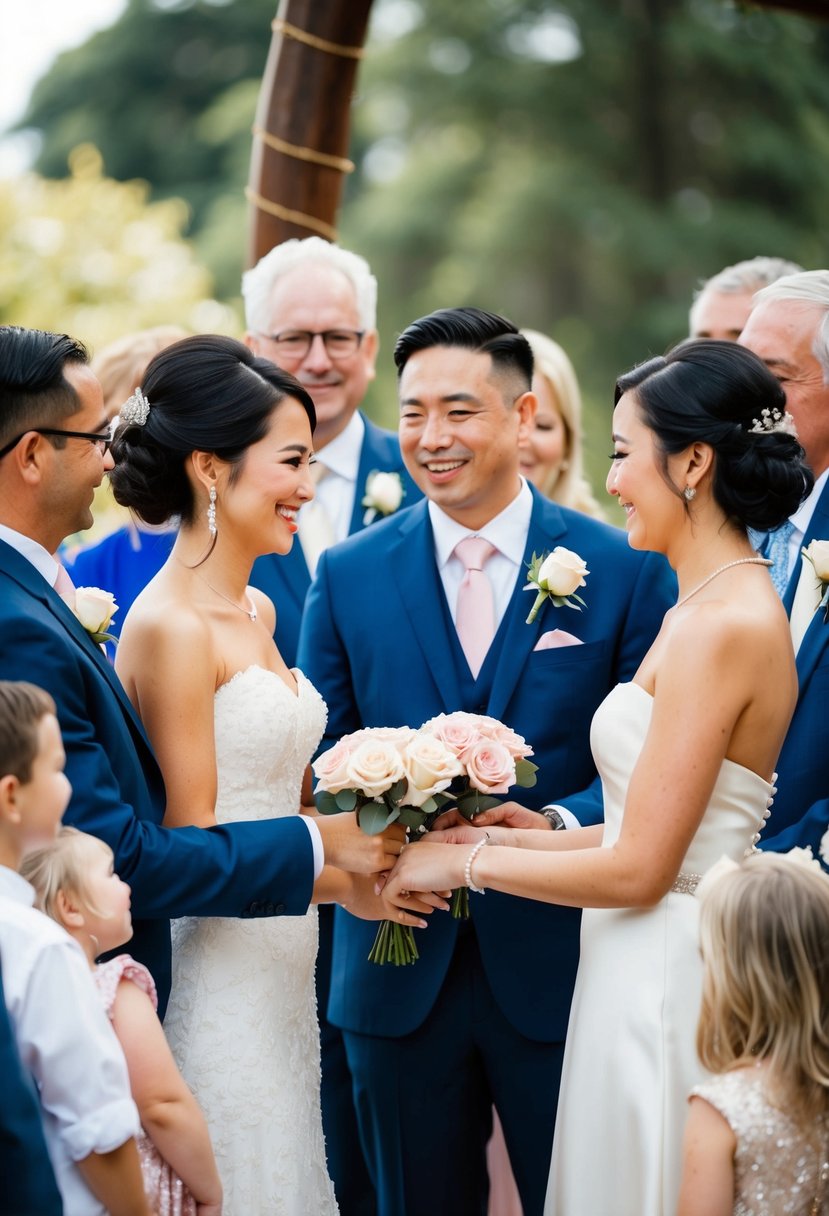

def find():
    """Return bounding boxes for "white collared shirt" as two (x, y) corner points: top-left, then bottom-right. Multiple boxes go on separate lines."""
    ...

(0, 521), (60, 587)
(314, 412), (365, 543)
(0, 866), (139, 1216)
(429, 478), (534, 630)
(784, 468), (829, 578)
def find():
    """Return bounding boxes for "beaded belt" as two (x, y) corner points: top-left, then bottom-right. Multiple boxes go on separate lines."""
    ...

(670, 871), (702, 895)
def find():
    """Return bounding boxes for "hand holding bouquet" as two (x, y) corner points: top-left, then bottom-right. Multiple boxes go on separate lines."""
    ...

(313, 713), (537, 964)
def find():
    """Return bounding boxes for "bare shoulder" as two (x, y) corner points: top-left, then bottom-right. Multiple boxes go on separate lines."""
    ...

(668, 590), (789, 670)
(249, 585), (276, 633)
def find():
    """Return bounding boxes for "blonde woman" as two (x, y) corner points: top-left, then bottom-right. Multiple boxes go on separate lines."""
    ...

(520, 329), (606, 520)
(679, 853), (829, 1215)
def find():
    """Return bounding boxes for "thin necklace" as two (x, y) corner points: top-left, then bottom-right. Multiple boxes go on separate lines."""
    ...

(203, 578), (258, 623)
(676, 557), (773, 609)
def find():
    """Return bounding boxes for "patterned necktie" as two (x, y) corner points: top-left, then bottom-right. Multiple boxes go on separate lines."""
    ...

(765, 520), (795, 597)
(53, 561), (76, 602)
(297, 462), (334, 576)
(454, 536), (497, 678)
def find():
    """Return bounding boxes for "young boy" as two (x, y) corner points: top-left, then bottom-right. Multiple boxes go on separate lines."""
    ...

(0, 679), (149, 1216)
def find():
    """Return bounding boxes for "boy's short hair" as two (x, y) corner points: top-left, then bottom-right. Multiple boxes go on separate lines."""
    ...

(0, 681), (56, 783)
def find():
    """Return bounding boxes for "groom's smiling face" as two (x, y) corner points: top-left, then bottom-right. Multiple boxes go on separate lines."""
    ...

(399, 345), (535, 530)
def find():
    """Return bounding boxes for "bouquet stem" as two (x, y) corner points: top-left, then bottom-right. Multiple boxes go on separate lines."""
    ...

(368, 919), (419, 965)
(450, 887), (470, 919)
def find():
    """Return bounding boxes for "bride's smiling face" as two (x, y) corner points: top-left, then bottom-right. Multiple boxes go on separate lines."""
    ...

(607, 391), (685, 553)
(213, 397), (315, 558)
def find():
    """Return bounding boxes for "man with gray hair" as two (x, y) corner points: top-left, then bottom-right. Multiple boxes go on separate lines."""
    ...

(689, 255), (803, 341)
(244, 238), (420, 1216)
(739, 269), (829, 862)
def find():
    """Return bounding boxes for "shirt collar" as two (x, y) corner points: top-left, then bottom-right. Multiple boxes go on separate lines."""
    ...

(315, 411), (365, 482)
(0, 865), (36, 906)
(429, 478), (534, 569)
(792, 467), (829, 536)
(0, 523), (60, 587)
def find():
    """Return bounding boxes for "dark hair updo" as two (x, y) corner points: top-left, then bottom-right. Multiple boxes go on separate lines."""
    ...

(614, 340), (813, 531)
(109, 334), (316, 526)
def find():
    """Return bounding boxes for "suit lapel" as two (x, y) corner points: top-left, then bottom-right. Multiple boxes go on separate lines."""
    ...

(488, 493), (569, 720)
(280, 543), (311, 609)
(792, 479), (829, 689)
(0, 541), (156, 752)
(388, 504), (463, 711)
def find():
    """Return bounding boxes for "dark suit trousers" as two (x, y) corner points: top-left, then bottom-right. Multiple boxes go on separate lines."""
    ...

(343, 927), (564, 1216)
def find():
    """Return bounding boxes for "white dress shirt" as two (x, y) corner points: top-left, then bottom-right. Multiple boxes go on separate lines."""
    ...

(780, 468), (829, 582)
(0, 866), (139, 1216)
(314, 411), (365, 544)
(0, 523), (325, 875)
(428, 480), (578, 829)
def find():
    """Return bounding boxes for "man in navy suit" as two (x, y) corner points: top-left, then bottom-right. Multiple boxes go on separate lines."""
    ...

(0, 326), (400, 1021)
(244, 238), (420, 1214)
(243, 237), (419, 667)
(298, 307), (675, 1215)
(739, 270), (829, 858)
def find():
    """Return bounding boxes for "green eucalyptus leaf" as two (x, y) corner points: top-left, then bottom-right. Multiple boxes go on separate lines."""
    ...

(514, 759), (539, 788)
(334, 788), (358, 811)
(314, 790), (341, 816)
(358, 801), (398, 835)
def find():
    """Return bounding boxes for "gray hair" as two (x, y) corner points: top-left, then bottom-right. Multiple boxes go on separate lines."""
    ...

(690, 256), (803, 334)
(754, 269), (829, 383)
(242, 237), (378, 334)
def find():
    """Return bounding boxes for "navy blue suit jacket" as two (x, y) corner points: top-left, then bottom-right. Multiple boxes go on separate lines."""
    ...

(760, 477), (829, 859)
(0, 540), (315, 1016)
(298, 488), (675, 1042)
(251, 416), (419, 666)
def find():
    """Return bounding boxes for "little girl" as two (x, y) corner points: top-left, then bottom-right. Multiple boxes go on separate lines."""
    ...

(677, 852), (829, 1216)
(22, 828), (223, 1216)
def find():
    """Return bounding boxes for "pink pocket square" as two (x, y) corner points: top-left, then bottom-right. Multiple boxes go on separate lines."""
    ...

(533, 629), (584, 651)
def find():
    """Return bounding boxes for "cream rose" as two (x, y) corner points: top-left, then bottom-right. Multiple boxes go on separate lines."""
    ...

(346, 726), (416, 753)
(73, 586), (118, 633)
(537, 547), (589, 598)
(402, 732), (464, 806)
(345, 739), (406, 798)
(423, 712), (484, 762)
(804, 539), (829, 581)
(475, 715), (533, 759)
(312, 739), (355, 794)
(365, 471), (404, 515)
(466, 739), (516, 795)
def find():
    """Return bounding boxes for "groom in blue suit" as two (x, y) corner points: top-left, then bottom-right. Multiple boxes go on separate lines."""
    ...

(740, 271), (829, 860)
(0, 326), (399, 1020)
(299, 307), (675, 1215)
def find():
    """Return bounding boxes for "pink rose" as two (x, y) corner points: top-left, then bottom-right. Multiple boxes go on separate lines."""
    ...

(312, 739), (354, 794)
(466, 739), (517, 795)
(475, 715), (533, 760)
(423, 712), (485, 763)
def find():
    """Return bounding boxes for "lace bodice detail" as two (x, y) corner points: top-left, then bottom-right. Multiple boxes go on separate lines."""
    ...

(692, 1068), (829, 1215)
(212, 666), (326, 823)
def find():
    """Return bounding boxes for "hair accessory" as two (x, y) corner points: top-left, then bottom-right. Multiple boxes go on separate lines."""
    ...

(747, 407), (798, 438)
(121, 387), (150, 427)
(207, 486), (217, 538)
(683, 485), (696, 501)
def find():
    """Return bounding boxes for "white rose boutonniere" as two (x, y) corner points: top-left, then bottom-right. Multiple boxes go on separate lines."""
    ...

(362, 470), (405, 525)
(73, 587), (119, 645)
(803, 540), (829, 623)
(524, 547), (589, 624)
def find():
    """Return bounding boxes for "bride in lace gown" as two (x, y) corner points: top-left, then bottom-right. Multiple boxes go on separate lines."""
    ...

(110, 337), (416, 1215)
(385, 339), (814, 1215)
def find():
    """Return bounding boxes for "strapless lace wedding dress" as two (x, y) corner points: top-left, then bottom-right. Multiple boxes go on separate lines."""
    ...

(163, 666), (338, 1216)
(545, 682), (774, 1216)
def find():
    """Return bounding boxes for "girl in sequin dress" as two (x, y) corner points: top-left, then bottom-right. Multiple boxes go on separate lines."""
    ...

(678, 852), (829, 1216)
(22, 828), (222, 1216)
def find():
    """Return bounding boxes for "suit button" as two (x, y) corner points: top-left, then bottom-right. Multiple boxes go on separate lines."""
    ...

(248, 900), (261, 915)
(275, 903), (286, 915)
(264, 902), (276, 915)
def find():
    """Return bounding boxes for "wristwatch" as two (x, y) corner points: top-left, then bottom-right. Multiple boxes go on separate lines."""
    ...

(541, 808), (567, 831)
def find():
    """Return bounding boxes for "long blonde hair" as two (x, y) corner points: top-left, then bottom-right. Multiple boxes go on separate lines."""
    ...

(521, 329), (606, 521)
(21, 826), (114, 921)
(697, 853), (829, 1123)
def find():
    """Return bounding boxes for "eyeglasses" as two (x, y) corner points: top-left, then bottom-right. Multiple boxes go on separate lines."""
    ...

(258, 329), (365, 361)
(0, 426), (114, 460)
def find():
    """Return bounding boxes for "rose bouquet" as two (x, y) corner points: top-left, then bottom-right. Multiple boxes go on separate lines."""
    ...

(313, 713), (537, 964)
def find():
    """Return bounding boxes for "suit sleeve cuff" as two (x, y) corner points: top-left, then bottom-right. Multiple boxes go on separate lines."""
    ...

(299, 814), (325, 879)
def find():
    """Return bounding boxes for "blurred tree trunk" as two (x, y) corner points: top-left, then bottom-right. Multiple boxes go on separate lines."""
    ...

(246, 0), (374, 266)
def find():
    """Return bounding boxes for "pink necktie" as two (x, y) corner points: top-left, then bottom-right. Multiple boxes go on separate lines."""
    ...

(53, 562), (76, 602)
(454, 536), (497, 678)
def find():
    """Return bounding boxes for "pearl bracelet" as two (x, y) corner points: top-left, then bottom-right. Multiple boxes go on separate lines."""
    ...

(464, 834), (490, 894)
